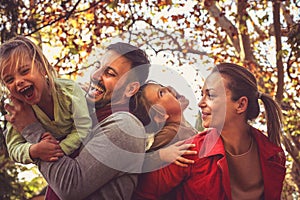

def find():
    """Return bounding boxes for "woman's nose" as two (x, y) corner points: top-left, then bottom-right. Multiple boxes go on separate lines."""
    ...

(198, 96), (206, 108)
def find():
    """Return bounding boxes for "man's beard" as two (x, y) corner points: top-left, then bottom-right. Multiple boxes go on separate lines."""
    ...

(94, 98), (111, 109)
(90, 85), (127, 109)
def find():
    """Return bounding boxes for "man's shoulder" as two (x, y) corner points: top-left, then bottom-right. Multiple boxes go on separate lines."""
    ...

(91, 111), (146, 153)
(104, 111), (143, 126)
(94, 111), (145, 137)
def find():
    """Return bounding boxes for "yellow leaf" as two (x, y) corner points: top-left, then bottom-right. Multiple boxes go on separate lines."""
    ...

(160, 16), (168, 23)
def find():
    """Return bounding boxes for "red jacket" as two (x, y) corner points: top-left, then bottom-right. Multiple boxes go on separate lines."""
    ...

(133, 127), (286, 200)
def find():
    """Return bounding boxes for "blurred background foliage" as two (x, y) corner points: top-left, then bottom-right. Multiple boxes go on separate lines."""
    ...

(0, 0), (299, 199)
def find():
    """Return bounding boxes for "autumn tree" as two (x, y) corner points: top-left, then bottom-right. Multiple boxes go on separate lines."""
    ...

(0, 0), (299, 198)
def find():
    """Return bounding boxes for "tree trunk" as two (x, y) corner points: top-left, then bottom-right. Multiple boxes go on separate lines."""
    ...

(273, 1), (284, 102)
(237, 0), (255, 63)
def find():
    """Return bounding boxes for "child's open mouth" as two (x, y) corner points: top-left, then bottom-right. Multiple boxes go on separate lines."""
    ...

(19, 85), (34, 99)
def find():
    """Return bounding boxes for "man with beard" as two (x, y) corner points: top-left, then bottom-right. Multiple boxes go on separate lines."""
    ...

(5, 42), (150, 200)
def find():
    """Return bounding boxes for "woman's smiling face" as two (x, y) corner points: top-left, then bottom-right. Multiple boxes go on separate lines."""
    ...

(198, 73), (238, 131)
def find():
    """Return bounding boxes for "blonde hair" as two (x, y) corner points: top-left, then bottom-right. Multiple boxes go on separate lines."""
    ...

(0, 36), (57, 93)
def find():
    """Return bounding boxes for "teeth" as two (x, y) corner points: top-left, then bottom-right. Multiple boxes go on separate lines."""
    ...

(20, 86), (31, 93)
(91, 84), (104, 93)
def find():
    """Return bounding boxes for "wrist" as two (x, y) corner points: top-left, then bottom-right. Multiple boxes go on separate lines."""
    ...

(159, 148), (166, 161)
(29, 143), (39, 159)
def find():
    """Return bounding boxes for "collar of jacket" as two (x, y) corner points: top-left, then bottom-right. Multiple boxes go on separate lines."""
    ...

(197, 126), (284, 159)
(95, 104), (130, 122)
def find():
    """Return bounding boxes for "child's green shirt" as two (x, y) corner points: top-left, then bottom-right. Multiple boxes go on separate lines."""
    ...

(5, 78), (92, 164)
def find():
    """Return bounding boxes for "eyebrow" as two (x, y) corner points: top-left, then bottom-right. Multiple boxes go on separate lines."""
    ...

(105, 66), (118, 75)
(19, 64), (30, 68)
(203, 88), (216, 92)
(15, 64), (31, 74)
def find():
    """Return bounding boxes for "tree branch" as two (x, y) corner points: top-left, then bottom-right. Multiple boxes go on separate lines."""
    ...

(135, 19), (207, 56)
(203, 0), (241, 53)
(248, 14), (268, 40)
(273, 0), (284, 102)
(281, 2), (295, 29)
(26, 0), (103, 36)
(237, 0), (255, 62)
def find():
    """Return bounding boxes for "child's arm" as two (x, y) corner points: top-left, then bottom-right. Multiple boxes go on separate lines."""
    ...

(159, 140), (197, 167)
(5, 99), (64, 163)
(4, 126), (35, 164)
(5, 126), (63, 163)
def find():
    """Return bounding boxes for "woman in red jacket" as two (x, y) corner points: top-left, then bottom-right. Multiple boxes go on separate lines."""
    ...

(133, 63), (286, 200)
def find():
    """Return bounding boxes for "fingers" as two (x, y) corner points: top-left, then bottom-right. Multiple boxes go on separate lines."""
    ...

(41, 132), (54, 140)
(49, 157), (59, 162)
(4, 103), (15, 114)
(177, 156), (195, 164)
(79, 82), (90, 92)
(48, 148), (64, 162)
(5, 113), (15, 123)
(41, 146), (64, 162)
(41, 132), (59, 144)
(10, 96), (24, 106)
(182, 150), (197, 155)
(48, 152), (65, 162)
(4, 103), (17, 123)
(178, 143), (196, 150)
(174, 160), (188, 168)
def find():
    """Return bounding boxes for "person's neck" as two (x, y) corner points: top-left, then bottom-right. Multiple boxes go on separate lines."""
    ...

(37, 92), (54, 120)
(221, 123), (252, 155)
(95, 102), (130, 122)
(166, 112), (183, 124)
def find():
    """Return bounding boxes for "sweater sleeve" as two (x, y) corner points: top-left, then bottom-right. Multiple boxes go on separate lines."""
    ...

(5, 124), (34, 164)
(38, 112), (146, 200)
(149, 124), (178, 151)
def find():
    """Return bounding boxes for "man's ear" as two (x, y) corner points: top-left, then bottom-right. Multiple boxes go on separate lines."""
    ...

(125, 82), (140, 97)
(236, 96), (248, 114)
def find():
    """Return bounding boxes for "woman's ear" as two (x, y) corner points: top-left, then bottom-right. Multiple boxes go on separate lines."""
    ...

(236, 96), (248, 114)
(125, 82), (140, 98)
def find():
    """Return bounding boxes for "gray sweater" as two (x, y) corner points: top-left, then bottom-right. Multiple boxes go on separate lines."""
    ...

(22, 112), (146, 200)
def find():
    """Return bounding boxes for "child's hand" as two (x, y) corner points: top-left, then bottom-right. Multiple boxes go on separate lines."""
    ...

(159, 140), (197, 167)
(78, 82), (90, 93)
(4, 96), (37, 132)
(29, 132), (64, 162)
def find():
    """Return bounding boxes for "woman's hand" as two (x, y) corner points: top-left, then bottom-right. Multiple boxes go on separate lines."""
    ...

(4, 96), (37, 132)
(159, 140), (197, 167)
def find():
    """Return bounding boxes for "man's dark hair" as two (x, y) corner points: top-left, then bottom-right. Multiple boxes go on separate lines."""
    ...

(107, 42), (150, 85)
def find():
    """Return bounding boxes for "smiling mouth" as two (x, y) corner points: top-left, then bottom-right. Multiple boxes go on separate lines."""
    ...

(19, 85), (34, 99)
(88, 83), (105, 97)
(201, 112), (210, 118)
